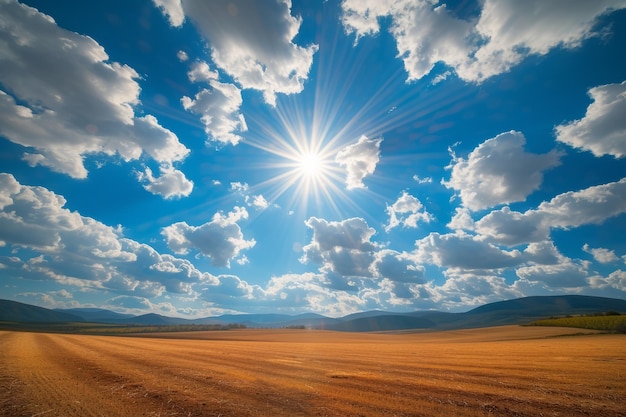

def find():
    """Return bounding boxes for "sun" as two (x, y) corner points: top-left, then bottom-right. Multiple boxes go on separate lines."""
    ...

(298, 152), (322, 178)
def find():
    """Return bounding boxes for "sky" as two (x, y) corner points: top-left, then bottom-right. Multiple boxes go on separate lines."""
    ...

(1, 0), (626, 318)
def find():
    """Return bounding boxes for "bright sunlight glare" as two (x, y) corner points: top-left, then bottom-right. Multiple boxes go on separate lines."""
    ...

(299, 153), (322, 177)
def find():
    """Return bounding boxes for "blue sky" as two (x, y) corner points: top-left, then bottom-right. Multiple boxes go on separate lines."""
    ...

(1, 0), (626, 317)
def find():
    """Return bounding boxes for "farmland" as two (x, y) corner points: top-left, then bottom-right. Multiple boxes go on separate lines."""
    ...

(0, 326), (624, 416)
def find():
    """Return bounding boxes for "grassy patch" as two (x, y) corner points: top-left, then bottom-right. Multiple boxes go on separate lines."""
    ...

(0, 321), (246, 335)
(530, 313), (626, 333)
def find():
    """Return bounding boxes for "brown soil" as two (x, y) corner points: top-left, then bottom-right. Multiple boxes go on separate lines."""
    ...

(0, 326), (624, 416)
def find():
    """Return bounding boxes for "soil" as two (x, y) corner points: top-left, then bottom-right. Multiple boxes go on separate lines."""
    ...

(0, 325), (624, 416)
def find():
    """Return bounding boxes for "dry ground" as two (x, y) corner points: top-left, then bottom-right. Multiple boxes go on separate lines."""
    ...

(0, 326), (624, 416)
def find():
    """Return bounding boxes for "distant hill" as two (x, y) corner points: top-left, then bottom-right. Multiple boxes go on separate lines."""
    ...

(326, 295), (626, 332)
(2, 295), (626, 331)
(56, 308), (134, 323)
(0, 299), (83, 323)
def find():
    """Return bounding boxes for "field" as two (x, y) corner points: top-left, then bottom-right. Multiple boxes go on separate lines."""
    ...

(531, 314), (626, 332)
(0, 326), (624, 417)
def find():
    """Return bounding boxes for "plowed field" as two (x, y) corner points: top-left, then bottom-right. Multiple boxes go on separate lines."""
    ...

(0, 326), (624, 416)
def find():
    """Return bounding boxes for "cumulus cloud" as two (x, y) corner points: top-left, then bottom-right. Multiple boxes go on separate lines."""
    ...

(137, 164), (194, 199)
(440, 272), (519, 306)
(230, 182), (269, 210)
(443, 131), (561, 211)
(301, 217), (378, 278)
(152, 0), (185, 26)
(415, 231), (523, 270)
(341, 0), (626, 82)
(0, 1), (189, 181)
(516, 261), (589, 288)
(0, 174), (215, 296)
(447, 207), (475, 231)
(385, 191), (433, 231)
(370, 250), (425, 283)
(199, 274), (262, 306)
(155, 0), (318, 106)
(182, 79), (247, 146)
(583, 244), (619, 263)
(555, 81), (626, 158)
(335, 135), (383, 189)
(187, 60), (219, 82)
(162, 206), (255, 267)
(475, 178), (626, 245)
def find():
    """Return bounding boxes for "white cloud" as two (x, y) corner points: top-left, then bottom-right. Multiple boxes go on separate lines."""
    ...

(342, 0), (626, 83)
(176, 50), (188, 62)
(412, 175), (432, 184)
(370, 250), (425, 283)
(151, 0), (184, 27)
(458, 0), (626, 82)
(137, 164), (194, 199)
(516, 261), (589, 288)
(385, 191), (433, 232)
(583, 244), (619, 264)
(447, 207), (474, 231)
(187, 60), (219, 83)
(440, 272), (519, 305)
(159, 0), (318, 106)
(0, 174), (215, 295)
(301, 217), (378, 278)
(589, 269), (626, 293)
(443, 131), (561, 211)
(162, 206), (255, 267)
(475, 206), (548, 246)
(181, 80), (247, 146)
(230, 182), (269, 210)
(415, 231), (523, 270)
(475, 178), (626, 245)
(555, 80), (626, 158)
(0, 1), (189, 181)
(335, 135), (383, 189)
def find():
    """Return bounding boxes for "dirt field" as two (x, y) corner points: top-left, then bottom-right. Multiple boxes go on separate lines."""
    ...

(0, 326), (624, 416)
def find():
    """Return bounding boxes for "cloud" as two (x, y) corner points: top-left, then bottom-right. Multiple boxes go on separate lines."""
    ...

(341, 0), (626, 82)
(230, 182), (269, 210)
(200, 274), (263, 306)
(0, 174), (215, 295)
(335, 135), (383, 189)
(413, 175), (432, 184)
(181, 79), (247, 146)
(156, 0), (318, 106)
(415, 231), (523, 270)
(370, 250), (425, 283)
(458, 0), (625, 81)
(583, 244), (619, 264)
(385, 191), (433, 232)
(187, 60), (219, 82)
(555, 80), (626, 158)
(301, 217), (378, 278)
(443, 131), (561, 211)
(137, 164), (194, 199)
(177, 50), (189, 62)
(475, 178), (626, 245)
(0, 1), (189, 181)
(162, 206), (255, 267)
(440, 272), (519, 306)
(516, 262), (589, 288)
(152, 0), (185, 26)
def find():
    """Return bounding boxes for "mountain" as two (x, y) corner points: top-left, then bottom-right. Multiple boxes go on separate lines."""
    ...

(56, 308), (134, 323)
(0, 299), (83, 323)
(118, 313), (191, 326)
(2, 295), (625, 331)
(326, 295), (626, 332)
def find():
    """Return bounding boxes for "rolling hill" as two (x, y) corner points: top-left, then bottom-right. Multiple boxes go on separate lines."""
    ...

(2, 295), (626, 331)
